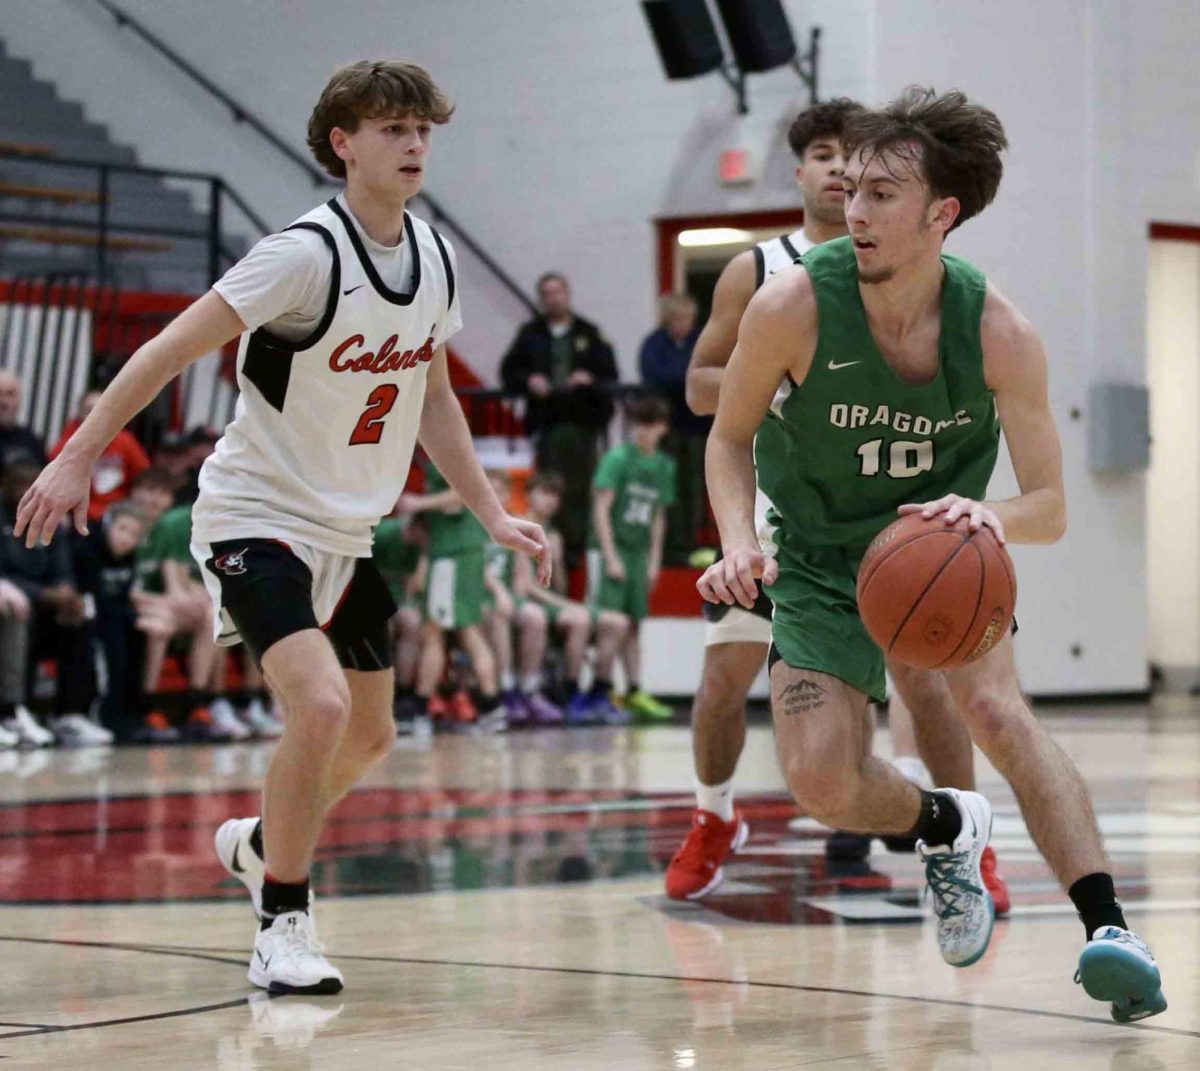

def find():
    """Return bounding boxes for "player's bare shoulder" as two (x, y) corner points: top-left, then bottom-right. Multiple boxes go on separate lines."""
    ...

(979, 282), (1046, 391)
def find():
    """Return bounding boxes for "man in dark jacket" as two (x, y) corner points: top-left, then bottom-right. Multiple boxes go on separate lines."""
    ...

(0, 371), (46, 479)
(500, 273), (619, 560)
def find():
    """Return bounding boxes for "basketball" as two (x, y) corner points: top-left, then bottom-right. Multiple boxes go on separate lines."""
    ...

(856, 513), (1017, 670)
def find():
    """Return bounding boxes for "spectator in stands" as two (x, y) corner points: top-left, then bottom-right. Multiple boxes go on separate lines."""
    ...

(72, 501), (147, 744)
(372, 508), (428, 726)
(639, 294), (709, 565)
(177, 426), (219, 505)
(481, 469), (563, 727)
(519, 471), (629, 724)
(150, 433), (193, 499)
(0, 460), (91, 746)
(589, 396), (676, 724)
(128, 466), (179, 529)
(52, 390), (150, 524)
(499, 272), (618, 561)
(0, 371), (46, 478)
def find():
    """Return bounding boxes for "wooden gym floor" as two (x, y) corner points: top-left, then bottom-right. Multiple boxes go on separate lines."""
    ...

(2, 698), (1200, 1069)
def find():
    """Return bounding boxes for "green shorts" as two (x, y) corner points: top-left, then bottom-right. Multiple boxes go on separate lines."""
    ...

(426, 549), (486, 630)
(766, 542), (886, 703)
(587, 548), (649, 622)
(543, 600), (599, 628)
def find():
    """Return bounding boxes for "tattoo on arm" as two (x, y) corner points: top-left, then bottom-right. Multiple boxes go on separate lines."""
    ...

(779, 678), (828, 716)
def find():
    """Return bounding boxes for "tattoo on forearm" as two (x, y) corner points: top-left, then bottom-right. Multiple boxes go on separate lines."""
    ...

(779, 678), (828, 716)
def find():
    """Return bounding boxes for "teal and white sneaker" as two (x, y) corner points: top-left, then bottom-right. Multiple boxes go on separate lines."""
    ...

(1076, 926), (1167, 1022)
(918, 789), (994, 968)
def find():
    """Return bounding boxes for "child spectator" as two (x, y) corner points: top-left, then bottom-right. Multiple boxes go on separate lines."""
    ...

(481, 470), (563, 727)
(520, 471), (629, 724)
(372, 509), (428, 727)
(402, 462), (503, 730)
(589, 396), (676, 723)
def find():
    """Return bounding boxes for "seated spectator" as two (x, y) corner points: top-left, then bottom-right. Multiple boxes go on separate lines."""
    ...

(177, 426), (219, 505)
(499, 272), (618, 563)
(72, 501), (147, 744)
(372, 508), (428, 727)
(519, 471), (629, 724)
(0, 460), (90, 746)
(401, 462), (503, 730)
(0, 370), (46, 478)
(639, 294), (710, 564)
(589, 396), (676, 724)
(480, 470), (563, 727)
(52, 389), (150, 524)
(129, 466), (180, 527)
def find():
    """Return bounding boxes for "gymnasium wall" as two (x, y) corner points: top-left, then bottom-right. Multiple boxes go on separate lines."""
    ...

(7, 1), (1200, 695)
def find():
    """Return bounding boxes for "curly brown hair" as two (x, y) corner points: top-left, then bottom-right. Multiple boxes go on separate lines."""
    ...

(841, 87), (1008, 232)
(307, 61), (454, 179)
(786, 98), (866, 160)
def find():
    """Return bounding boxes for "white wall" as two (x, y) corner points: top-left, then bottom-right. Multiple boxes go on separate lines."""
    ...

(8, 0), (1200, 694)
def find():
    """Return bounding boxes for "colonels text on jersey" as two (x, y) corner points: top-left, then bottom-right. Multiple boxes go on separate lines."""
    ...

(192, 199), (456, 558)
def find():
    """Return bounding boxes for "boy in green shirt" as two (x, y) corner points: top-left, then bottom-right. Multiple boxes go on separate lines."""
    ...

(588, 395), (676, 723)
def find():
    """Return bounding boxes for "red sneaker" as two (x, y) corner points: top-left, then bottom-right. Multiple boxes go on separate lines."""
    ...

(450, 690), (477, 723)
(665, 809), (749, 901)
(981, 845), (1010, 917)
(426, 693), (451, 720)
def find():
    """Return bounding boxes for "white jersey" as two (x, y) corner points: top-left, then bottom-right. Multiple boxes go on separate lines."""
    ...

(192, 198), (457, 557)
(752, 229), (813, 553)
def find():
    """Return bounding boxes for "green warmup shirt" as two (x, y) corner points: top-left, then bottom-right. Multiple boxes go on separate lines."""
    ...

(424, 464), (488, 558)
(756, 236), (1000, 560)
(373, 516), (422, 604)
(589, 442), (676, 553)
(136, 504), (197, 593)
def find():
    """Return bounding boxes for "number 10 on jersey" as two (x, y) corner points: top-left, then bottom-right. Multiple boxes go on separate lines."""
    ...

(856, 438), (935, 479)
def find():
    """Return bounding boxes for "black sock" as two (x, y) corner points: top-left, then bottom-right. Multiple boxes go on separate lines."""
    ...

(228, 689), (249, 709)
(628, 681), (640, 695)
(908, 790), (963, 848)
(249, 819), (264, 862)
(394, 683), (414, 701)
(565, 680), (578, 699)
(473, 689), (500, 714)
(254, 689), (271, 706)
(0, 701), (14, 718)
(590, 678), (612, 698)
(261, 874), (309, 927)
(1069, 872), (1127, 939)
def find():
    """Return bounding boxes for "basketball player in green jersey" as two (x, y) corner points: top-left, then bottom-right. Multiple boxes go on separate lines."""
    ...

(699, 88), (1165, 1021)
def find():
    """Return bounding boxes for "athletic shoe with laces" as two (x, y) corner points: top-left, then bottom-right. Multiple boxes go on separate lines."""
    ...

(501, 689), (531, 727)
(239, 697), (284, 738)
(1076, 926), (1167, 1022)
(565, 691), (597, 726)
(248, 910), (343, 995)
(626, 689), (674, 723)
(0, 719), (21, 749)
(450, 690), (477, 724)
(51, 713), (114, 747)
(980, 845), (1010, 918)
(209, 698), (252, 741)
(5, 705), (55, 747)
(918, 788), (994, 967)
(135, 710), (181, 744)
(525, 691), (564, 727)
(665, 809), (749, 900)
(591, 692), (630, 726)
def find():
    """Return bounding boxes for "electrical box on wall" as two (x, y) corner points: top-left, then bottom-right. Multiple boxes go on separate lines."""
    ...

(1087, 383), (1150, 473)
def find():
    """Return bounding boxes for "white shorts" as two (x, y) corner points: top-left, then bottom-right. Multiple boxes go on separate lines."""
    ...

(191, 537), (358, 647)
(703, 605), (773, 647)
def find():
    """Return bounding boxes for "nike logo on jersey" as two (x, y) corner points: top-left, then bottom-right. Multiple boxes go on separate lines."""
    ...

(329, 333), (435, 374)
(343, 284), (365, 296)
(828, 360), (860, 371)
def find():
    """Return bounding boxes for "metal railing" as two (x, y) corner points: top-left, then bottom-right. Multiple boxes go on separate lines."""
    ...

(92, 0), (537, 315)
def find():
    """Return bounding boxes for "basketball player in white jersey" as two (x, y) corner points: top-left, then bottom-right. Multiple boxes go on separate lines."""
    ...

(16, 61), (549, 994)
(665, 99), (1006, 910)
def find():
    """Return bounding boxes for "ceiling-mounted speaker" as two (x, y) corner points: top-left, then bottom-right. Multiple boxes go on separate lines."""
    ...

(714, 0), (797, 73)
(641, 0), (725, 80)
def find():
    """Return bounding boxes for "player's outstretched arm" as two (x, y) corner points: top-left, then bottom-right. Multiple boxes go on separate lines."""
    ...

(418, 344), (551, 585)
(700, 270), (817, 608)
(685, 250), (757, 416)
(16, 291), (246, 548)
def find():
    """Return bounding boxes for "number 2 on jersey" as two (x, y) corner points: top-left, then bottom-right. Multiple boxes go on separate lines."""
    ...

(349, 384), (399, 445)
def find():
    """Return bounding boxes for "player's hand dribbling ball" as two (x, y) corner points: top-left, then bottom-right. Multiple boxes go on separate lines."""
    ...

(856, 510), (1016, 670)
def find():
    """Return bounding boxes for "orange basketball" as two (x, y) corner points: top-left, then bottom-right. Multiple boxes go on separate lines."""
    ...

(856, 513), (1017, 670)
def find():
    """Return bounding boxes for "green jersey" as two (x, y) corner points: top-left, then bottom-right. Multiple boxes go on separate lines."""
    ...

(485, 541), (513, 589)
(373, 516), (421, 601)
(591, 442), (676, 553)
(756, 237), (1000, 558)
(424, 464), (488, 557)
(136, 505), (196, 593)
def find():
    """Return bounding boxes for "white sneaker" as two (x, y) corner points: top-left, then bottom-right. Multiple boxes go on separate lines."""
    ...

(918, 788), (994, 968)
(239, 697), (284, 738)
(1077, 926), (1167, 1022)
(210, 698), (252, 741)
(6, 705), (55, 747)
(52, 713), (114, 747)
(215, 816), (267, 918)
(0, 720), (18, 749)
(248, 911), (343, 994)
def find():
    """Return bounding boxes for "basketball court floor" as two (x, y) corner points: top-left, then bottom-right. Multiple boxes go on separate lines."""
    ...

(3, 698), (1200, 1069)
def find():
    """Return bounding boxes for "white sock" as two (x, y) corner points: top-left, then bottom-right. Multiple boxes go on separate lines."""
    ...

(695, 777), (735, 822)
(520, 673), (541, 694)
(892, 755), (933, 791)
(499, 671), (515, 692)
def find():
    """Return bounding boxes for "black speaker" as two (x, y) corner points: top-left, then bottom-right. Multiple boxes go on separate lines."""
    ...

(641, 0), (725, 80)
(715, 0), (796, 73)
